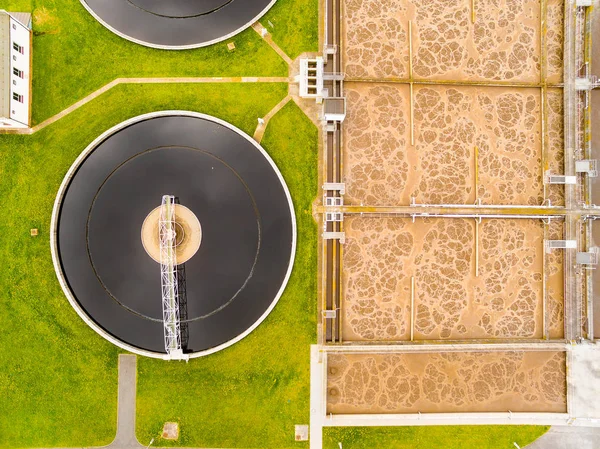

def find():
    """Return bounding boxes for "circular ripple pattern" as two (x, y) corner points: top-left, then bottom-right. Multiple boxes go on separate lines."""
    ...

(81, 0), (275, 48)
(53, 113), (295, 357)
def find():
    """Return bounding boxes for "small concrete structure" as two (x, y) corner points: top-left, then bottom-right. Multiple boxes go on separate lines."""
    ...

(227, 42), (236, 52)
(162, 422), (179, 440)
(299, 57), (324, 98)
(30, 228), (37, 236)
(0, 10), (31, 130)
(295, 424), (309, 441)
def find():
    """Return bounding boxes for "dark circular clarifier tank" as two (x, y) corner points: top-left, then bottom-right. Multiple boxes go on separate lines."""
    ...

(51, 112), (295, 358)
(80, 0), (277, 48)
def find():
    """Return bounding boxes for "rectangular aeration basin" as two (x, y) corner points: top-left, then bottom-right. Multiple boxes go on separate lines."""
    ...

(326, 351), (567, 414)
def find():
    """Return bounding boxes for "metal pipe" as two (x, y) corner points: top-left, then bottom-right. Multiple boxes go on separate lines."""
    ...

(409, 21), (415, 146)
(475, 219), (479, 277)
(410, 276), (415, 341)
(346, 77), (563, 89)
(543, 221), (548, 339)
(338, 221), (344, 343)
(474, 146), (479, 202)
(319, 204), (568, 215)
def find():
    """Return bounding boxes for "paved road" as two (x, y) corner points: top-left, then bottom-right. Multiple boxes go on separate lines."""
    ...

(526, 426), (600, 449)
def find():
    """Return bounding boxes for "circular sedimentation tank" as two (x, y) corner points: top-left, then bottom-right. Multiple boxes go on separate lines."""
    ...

(79, 0), (277, 49)
(51, 111), (296, 358)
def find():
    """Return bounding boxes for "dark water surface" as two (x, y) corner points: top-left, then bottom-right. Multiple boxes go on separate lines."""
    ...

(57, 115), (294, 354)
(83, 0), (273, 46)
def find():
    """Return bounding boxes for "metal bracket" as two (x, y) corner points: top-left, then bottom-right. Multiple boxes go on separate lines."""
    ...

(322, 231), (345, 243)
(323, 182), (346, 194)
(545, 174), (577, 185)
(325, 196), (343, 207)
(545, 240), (577, 253)
(325, 212), (343, 222)
(322, 310), (337, 319)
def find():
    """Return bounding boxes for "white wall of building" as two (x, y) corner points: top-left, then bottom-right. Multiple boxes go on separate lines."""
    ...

(6, 15), (30, 128)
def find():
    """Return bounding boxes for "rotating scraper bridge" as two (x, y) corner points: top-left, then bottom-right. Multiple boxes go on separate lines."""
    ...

(310, 0), (600, 447)
(159, 195), (186, 360)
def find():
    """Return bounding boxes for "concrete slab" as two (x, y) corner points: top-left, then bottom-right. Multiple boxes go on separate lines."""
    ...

(568, 344), (600, 420)
(526, 426), (600, 449)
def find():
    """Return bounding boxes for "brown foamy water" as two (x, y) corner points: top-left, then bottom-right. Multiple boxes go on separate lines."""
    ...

(343, 0), (561, 83)
(342, 217), (564, 341)
(326, 351), (567, 414)
(546, 88), (565, 206)
(546, 0), (565, 84)
(343, 83), (564, 206)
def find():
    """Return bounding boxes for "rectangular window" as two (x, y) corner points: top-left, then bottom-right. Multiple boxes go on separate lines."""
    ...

(13, 68), (23, 78)
(12, 42), (24, 54)
(12, 93), (23, 103)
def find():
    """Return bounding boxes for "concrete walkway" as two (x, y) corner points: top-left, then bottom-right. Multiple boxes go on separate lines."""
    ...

(525, 426), (600, 449)
(251, 22), (294, 66)
(33, 353), (234, 449)
(109, 354), (141, 449)
(253, 95), (292, 142)
(4, 76), (291, 136)
(1, 20), (297, 138)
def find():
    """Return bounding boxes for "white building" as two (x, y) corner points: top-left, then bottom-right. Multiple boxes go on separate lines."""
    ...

(0, 11), (31, 129)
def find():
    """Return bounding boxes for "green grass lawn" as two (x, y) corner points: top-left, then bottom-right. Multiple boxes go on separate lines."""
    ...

(136, 100), (318, 448)
(263, 0), (320, 59)
(323, 426), (549, 449)
(0, 82), (290, 448)
(3, 0), (289, 124)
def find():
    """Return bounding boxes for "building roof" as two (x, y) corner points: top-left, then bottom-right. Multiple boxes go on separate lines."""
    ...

(0, 12), (10, 120)
(10, 12), (31, 29)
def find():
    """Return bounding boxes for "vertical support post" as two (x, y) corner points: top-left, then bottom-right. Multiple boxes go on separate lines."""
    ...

(475, 218), (479, 277)
(410, 275), (415, 341)
(543, 219), (548, 339)
(408, 20), (413, 82)
(331, 234), (337, 344)
(410, 83), (415, 147)
(540, 0), (548, 202)
(332, 0), (339, 86)
(408, 20), (415, 146)
(541, 86), (548, 201)
(338, 222), (344, 343)
(321, 221), (328, 345)
(474, 146), (479, 203)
